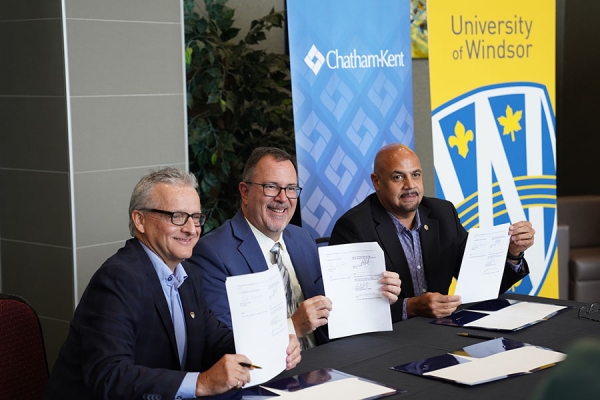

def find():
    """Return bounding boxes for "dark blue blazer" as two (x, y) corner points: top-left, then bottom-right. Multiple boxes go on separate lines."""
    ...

(187, 210), (329, 345)
(44, 239), (234, 400)
(330, 193), (529, 323)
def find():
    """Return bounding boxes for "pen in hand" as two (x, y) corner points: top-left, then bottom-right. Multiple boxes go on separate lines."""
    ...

(239, 362), (262, 370)
(457, 332), (498, 340)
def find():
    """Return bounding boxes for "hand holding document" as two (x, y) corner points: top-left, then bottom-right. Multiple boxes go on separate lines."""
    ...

(454, 223), (511, 304)
(225, 267), (289, 387)
(318, 242), (392, 339)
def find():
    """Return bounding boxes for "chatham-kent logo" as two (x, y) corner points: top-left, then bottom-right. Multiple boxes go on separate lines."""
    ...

(304, 44), (405, 76)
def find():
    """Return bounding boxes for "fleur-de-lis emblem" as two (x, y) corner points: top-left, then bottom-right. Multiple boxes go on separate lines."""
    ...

(448, 120), (474, 158)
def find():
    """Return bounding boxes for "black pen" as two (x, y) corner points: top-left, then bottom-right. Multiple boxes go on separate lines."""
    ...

(239, 362), (262, 370)
(457, 332), (498, 340)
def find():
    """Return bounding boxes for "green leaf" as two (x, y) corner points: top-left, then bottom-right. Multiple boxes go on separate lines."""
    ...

(200, 180), (211, 194)
(196, 18), (208, 34)
(221, 27), (240, 42)
(195, 40), (206, 51)
(220, 160), (231, 176)
(203, 173), (220, 188)
(211, 153), (218, 165)
(185, 47), (193, 65)
(183, 0), (195, 14)
(207, 92), (221, 104)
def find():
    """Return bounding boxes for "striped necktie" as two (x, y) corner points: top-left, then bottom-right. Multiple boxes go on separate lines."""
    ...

(270, 242), (310, 349)
(270, 242), (295, 317)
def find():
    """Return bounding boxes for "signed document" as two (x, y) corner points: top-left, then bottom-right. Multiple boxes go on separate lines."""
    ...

(226, 267), (289, 386)
(318, 242), (392, 339)
(454, 223), (511, 304)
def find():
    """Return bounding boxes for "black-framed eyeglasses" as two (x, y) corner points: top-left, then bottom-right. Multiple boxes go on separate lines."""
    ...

(142, 209), (206, 227)
(245, 182), (302, 199)
(578, 302), (600, 322)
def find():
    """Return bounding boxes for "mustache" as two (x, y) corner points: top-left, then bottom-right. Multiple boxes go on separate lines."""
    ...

(267, 202), (289, 209)
(400, 190), (419, 198)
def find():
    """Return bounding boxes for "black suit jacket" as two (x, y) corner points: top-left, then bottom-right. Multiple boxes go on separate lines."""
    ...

(44, 239), (234, 400)
(329, 193), (529, 322)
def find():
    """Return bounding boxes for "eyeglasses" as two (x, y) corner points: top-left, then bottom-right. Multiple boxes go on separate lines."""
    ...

(578, 303), (600, 322)
(142, 209), (206, 227)
(245, 182), (302, 199)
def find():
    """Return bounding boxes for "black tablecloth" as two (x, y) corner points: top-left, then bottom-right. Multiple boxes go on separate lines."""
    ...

(272, 294), (600, 400)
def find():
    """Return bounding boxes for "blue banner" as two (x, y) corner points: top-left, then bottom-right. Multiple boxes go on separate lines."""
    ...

(287, 0), (414, 239)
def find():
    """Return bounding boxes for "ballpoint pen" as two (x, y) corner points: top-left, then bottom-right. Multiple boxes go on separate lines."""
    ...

(457, 332), (498, 340)
(239, 362), (262, 369)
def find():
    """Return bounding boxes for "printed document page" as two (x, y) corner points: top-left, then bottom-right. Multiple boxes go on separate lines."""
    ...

(226, 267), (288, 386)
(454, 223), (511, 304)
(319, 242), (392, 339)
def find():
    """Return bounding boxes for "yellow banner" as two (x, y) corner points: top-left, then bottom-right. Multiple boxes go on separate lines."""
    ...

(428, 0), (558, 298)
(428, 0), (555, 109)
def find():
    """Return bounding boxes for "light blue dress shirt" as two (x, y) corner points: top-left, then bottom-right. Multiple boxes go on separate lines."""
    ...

(141, 243), (199, 399)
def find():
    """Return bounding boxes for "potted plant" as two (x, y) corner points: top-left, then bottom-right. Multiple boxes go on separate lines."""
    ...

(184, 0), (295, 232)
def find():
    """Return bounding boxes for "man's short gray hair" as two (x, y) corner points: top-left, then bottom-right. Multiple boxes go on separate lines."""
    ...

(128, 167), (199, 236)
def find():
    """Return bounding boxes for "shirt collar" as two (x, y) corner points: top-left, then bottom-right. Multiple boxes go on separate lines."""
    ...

(387, 209), (422, 234)
(245, 217), (288, 254)
(139, 240), (188, 287)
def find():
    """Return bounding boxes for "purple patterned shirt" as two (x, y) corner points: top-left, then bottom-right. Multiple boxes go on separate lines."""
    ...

(387, 210), (427, 320)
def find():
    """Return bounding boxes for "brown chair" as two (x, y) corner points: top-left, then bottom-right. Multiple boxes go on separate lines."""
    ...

(0, 293), (49, 400)
(557, 224), (570, 300)
(557, 195), (600, 302)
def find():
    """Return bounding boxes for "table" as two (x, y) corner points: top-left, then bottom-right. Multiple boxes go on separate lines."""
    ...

(273, 294), (600, 399)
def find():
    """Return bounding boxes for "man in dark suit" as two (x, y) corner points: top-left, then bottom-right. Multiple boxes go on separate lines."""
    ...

(330, 143), (534, 322)
(188, 147), (402, 348)
(45, 167), (300, 400)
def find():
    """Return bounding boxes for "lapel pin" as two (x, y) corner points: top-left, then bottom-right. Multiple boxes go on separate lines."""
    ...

(190, 312), (195, 319)
(424, 225), (429, 231)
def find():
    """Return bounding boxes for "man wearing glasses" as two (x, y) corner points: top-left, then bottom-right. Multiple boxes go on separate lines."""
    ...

(45, 167), (300, 400)
(188, 147), (401, 349)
